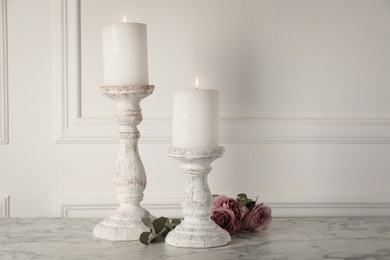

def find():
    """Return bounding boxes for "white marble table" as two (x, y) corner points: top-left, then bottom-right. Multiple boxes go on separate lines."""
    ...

(1, 218), (390, 259)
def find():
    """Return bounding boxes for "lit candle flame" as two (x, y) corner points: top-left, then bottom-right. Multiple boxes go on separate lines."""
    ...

(123, 16), (127, 23)
(195, 77), (199, 89)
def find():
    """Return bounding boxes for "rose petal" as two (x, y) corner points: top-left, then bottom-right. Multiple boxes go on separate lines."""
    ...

(241, 204), (272, 232)
(214, 195), (229, 207)
(211, 206), (238, 235)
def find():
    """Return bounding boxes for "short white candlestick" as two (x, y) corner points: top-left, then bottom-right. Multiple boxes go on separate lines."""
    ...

(166, 147), (231, 248)
(93, 85), (154, 241)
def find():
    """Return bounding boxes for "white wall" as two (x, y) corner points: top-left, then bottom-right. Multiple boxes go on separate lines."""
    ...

(1, 0), (390, 217)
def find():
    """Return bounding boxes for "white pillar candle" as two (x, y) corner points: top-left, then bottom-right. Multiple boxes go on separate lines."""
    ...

(172, 79), (219, 149)
(102, 17), (148, 86)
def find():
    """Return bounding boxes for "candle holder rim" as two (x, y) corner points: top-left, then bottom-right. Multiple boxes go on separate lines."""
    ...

(101, 85), (154, 92)
(168, 146), (225, 158)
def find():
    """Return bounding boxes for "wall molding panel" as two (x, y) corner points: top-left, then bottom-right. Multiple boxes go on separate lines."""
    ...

(0, 0), (8, 144)
(52, 192), (390, 218)
(0, 194), (10, 217)
(53, 0), (390, 145)
(52, 193), (182, 218)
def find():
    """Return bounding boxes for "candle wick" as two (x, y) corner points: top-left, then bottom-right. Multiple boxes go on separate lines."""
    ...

(195, 77), (199, 90)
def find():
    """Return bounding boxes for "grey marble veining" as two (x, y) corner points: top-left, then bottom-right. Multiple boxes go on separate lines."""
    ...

(1, 218), (390, 259)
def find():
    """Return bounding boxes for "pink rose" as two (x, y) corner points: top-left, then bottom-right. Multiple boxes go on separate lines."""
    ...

(211, 207), (239, 234)
(214, 195), (245, 221)
(241, 204), (272, 232)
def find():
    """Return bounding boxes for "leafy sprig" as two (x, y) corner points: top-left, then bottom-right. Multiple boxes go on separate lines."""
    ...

(139, 217), (181, 245)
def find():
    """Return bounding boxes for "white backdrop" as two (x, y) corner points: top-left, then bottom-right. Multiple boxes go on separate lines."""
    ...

(1, 0), (390, 217)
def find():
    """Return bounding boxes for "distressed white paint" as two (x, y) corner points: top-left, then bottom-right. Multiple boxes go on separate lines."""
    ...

(165, 147), (231, 248)
(93, 85), (154, 241)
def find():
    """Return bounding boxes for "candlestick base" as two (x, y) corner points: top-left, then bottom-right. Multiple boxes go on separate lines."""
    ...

(93, 208), (151, 241)
(93, 85), (154, 241)
(165, 219), (230, 248)
(166, 147), (231, 248)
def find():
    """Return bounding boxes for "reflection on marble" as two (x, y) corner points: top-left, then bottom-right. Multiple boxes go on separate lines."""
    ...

(1, 218), (390, 259)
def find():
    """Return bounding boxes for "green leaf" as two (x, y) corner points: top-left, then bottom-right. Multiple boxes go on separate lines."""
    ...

(142, 217), (153, 228)
(165, 220), (173, 230)
(237, 193), (247, 200)
(171, 219), (181, 227)
(139, 232), (151, 245)
(154, 227), (168, 240)
(153, 217), (167, 234)
(237, 193), (249, 206)
(246, 200), (256, 209)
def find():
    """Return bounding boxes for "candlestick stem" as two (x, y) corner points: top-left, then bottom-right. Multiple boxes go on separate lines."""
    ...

(93, 85), (154, 241)
(166, 147), (231, 248)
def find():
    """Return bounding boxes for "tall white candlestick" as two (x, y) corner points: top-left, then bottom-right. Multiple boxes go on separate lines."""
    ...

(102, 18), (148, 86)
(172, 79), (219, 149)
